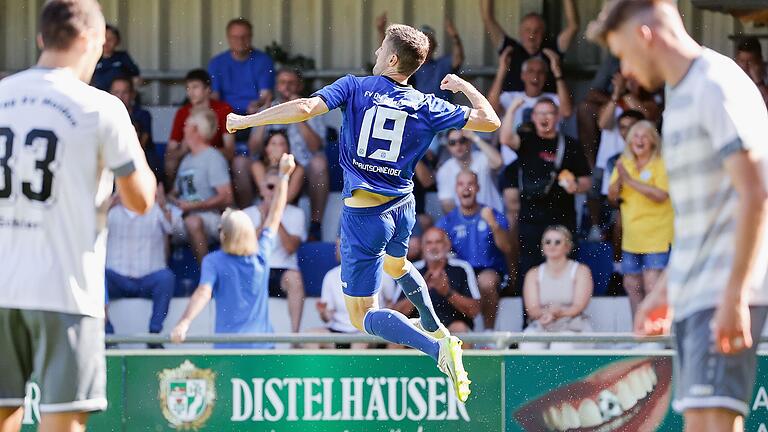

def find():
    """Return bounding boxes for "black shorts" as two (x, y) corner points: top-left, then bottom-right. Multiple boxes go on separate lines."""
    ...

(268, 268), (287, 298)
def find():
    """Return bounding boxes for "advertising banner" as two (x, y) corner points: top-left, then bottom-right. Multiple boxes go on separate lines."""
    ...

(18, 351), (768, 431)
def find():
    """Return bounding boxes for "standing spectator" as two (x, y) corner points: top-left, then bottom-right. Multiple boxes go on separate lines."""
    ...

(608, 121), (673, 316)
(587, 109), (644, 242)
(437, 170), (511, 330)
(375, 14), (464, 101)
(436, 129), (503, 213)
(244, 169), (307, 333)
(499, 98), (591, 283)
(490, 49), (573, 168)
(489, 50), (573, 127)
(208, 18), (274, 117)
(392, 227), (481, 344)
(91, 24), (140, 91)
(520, 226), (593, 350)
(251, 130), (306, 204)
(249, 68), (328, 238)
(109, 75), (161, 181)
(165, 69), (253, 209)
(304, 239), (396, 349)
(576, 54), (620, 167)
(480, 0), (579, 93)
(169, 109), (234, 264)
(104, 187), (175, 346)
(734, 37), (768, 106)
(171, 154), (297, 349)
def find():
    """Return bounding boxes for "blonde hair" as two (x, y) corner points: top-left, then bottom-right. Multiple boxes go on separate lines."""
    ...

(186, 107), (218, 142)
(542, 225), (574, 251)
(220, 208), (257, 256)
(623, 120), (661, 160)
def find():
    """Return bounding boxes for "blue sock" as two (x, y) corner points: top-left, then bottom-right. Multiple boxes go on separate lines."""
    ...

(396, 265), (440, 332)
(363, 309), (440, 360)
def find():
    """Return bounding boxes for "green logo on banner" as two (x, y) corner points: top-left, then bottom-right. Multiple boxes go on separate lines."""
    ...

(158, 360), (216, 430)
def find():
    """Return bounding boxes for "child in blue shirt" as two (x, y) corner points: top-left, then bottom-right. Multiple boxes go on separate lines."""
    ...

(171, 154), (296, 348)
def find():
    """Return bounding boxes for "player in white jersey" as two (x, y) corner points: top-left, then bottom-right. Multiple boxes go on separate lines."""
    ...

(0, 1), (156, 430)
(588, 1), (768, 431)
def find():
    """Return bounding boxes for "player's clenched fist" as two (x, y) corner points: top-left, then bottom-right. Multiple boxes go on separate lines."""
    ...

(226, 113), (245, 133)
(279, 153), (296, 177)
(440, 74), (468, 93)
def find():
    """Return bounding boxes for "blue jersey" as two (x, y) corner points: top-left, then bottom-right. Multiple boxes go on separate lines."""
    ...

(437, 208), (509, 274)
(313, 75), (469, 198)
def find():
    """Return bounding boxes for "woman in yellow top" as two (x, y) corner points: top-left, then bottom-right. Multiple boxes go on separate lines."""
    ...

(608, 120), (674, 317)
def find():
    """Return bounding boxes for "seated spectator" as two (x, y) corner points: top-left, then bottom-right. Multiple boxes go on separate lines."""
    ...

(168, 108), (234, 264)
(608, 121), (673, 317)
(251, 130), (305, 204)
(376, 14), (464, 101)
(436, 129), (503, 213)
(104, 187), (175, 348)
(171, 154), (296, 349)
(109, 75), (162, 181)
(520, 226), (593, 350)
(244, 169), (307, 333)
(734, 37), (768, 105)
(587, 109), (644, 242)
(208, 18), (274, 117)
(479, 0), (579, 93)
(304, 239), (396, 349)
(92, 24), (140, 91)
(437, 170), (511, 330)
(249, 68), (327, 238)
(166, 69), (251, 207)
(392, 227), (481, 347)
(499, 98), (591, 285)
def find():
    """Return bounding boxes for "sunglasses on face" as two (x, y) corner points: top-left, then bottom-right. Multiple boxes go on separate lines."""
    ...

(447, 138), (470, 146)
(543, 239), (563, 246)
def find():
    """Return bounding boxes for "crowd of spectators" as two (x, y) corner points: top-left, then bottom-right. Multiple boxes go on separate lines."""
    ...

(95, 3), (768, 351)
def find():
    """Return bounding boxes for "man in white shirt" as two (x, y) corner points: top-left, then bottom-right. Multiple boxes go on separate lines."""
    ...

(590, 1), (768, 431)
(0, 0), (155, 430)
(105, 187), (175, 344)
(436, 129), (503, 213)
(244, 169), (307, 333)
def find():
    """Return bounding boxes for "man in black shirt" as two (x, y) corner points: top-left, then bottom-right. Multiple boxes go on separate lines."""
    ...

(393, 227), (481, 344)
(499, 97), (591, 286)
(480, 0), (579, 93)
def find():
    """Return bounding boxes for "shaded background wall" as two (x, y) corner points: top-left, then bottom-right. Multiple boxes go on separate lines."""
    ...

(1, 0), (765, 105)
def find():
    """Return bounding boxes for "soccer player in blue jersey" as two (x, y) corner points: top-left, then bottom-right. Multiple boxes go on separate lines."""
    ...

(227, 24), (500, 402)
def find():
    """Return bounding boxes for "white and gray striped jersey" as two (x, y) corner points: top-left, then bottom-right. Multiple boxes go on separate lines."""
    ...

(0, 68), (145, 318)
(662, 48), (768, 321)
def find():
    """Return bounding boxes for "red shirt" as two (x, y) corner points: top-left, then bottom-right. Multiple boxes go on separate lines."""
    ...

(169, 99), (233, 149)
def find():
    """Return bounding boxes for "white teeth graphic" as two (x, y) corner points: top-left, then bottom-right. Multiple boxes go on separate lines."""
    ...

(628, 370), (648, 400)
(614, 380), (638, 411)
(543, 405), (562, 431)
(648, 365), (658, 386)
(561, 403), (581, 430)
(578, 399), (603, 427)
(638, 367), (654, 394)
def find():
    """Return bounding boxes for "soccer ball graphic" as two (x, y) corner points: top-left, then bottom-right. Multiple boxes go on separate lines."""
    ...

(597, 389), (623, 421)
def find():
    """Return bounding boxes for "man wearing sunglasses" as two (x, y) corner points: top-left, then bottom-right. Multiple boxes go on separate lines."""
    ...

(436, 129), (503, 214)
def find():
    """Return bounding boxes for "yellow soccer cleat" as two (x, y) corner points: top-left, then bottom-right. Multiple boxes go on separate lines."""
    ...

(437, 335), (471, 403)
(410, 318), (451, 339)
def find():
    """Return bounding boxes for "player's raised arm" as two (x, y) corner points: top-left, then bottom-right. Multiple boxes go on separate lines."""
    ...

(440, 74), (501, 132)
(226, 96), (329, 133)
